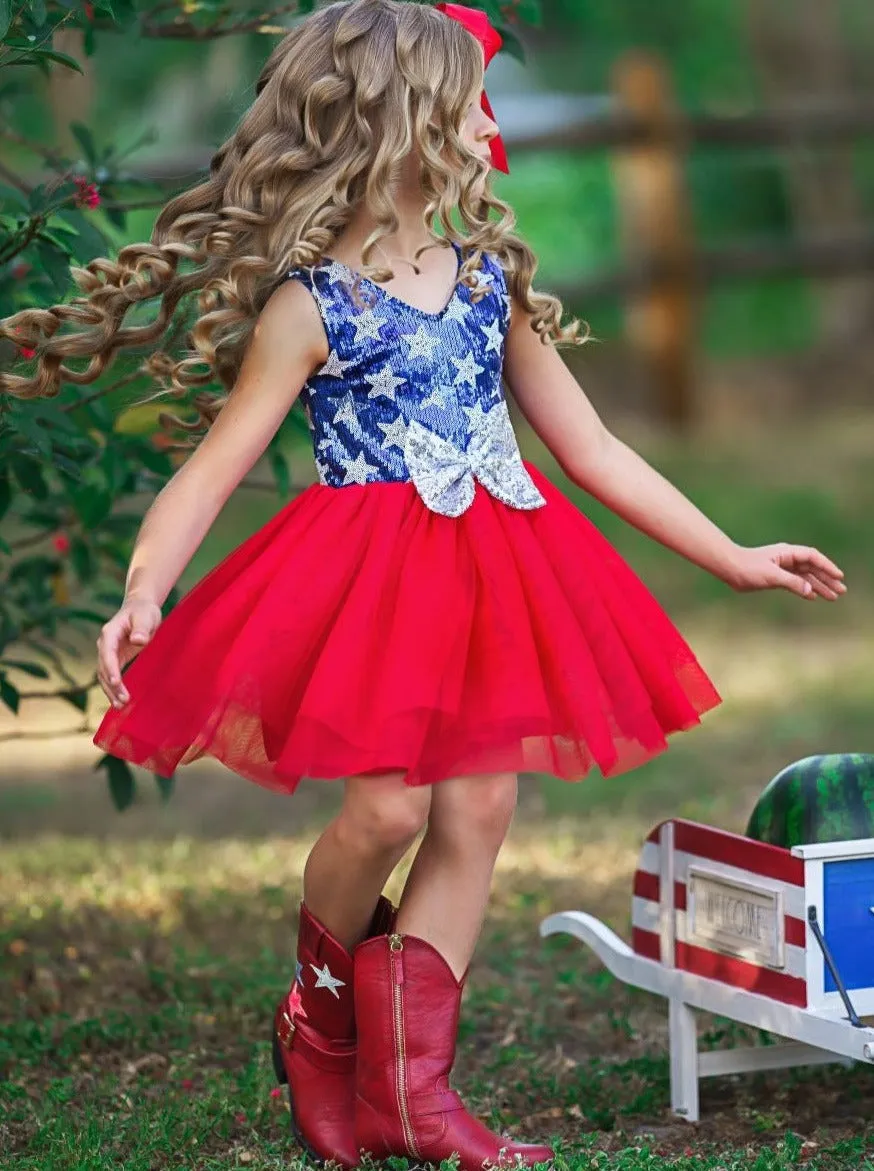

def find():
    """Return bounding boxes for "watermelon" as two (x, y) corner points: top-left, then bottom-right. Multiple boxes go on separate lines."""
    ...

(745, 753), (874, 849)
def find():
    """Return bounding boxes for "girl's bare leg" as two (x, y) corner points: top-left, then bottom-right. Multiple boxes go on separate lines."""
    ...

(394, 771), (518, 979)
(302, 771), (431, 950)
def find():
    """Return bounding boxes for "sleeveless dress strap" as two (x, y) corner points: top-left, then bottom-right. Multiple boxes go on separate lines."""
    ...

(283, 261), (374, 372)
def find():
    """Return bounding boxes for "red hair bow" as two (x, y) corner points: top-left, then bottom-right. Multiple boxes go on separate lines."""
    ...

(435, 2), (509, 173)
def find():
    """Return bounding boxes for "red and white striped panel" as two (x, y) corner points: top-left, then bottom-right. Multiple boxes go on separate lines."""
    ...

(631, 818), (808, 1007)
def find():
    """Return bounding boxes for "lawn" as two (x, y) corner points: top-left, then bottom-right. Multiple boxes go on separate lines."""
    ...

(2, 407), (873, 1169)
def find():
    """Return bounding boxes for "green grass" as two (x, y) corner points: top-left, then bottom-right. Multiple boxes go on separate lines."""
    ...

(2, 833), (873, 1169)
(3, 414), (874, 1167)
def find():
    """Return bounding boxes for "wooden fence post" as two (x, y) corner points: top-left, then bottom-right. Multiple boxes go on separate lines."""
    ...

(610, 53), (697, 430)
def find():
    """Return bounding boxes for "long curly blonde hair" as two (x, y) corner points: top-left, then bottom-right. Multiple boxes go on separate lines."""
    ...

(1, 0), (587, 438)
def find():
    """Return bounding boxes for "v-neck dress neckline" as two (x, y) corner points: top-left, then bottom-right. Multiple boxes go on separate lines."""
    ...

(319, 240), (464, 321)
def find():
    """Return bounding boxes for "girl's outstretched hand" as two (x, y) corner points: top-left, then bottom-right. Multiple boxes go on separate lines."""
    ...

(726, 543), (846, 600)
(96, 598), (163, 708)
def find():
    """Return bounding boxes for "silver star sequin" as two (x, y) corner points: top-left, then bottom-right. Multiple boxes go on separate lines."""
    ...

(451, 351), (485, 388)
(351, 309), (387, 344)
(420, 384), (451, 410)
(319, 349), (354, 378)
(365, 366), (407, 401)
(322, 260), (353, 287)
(340, 450), (378, 486)
(404, 326), (440, 361)
(443, 297), (472, 326)
(309, 962), (346, 999)
(480, 319), (503, 355)
(377, 415), (408, 450)
(332, 392), (367, 440)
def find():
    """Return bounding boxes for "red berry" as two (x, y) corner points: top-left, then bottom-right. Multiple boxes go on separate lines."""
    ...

(52, 532), (71, 555)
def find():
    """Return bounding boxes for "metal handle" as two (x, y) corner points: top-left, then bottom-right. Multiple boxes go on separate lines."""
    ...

(807, 905), (863, 1028)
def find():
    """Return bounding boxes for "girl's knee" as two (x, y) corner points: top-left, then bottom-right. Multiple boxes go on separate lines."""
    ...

(436, 771), (518, 848)
(337, 776), (430, 857)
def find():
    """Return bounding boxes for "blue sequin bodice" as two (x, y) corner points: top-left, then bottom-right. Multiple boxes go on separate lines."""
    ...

(284, 240), (545, 517)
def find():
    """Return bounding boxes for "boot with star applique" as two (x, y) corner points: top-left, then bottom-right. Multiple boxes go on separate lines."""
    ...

(271, 896), (396, 1167)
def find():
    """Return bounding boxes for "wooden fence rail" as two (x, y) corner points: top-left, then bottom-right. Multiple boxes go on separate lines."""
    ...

(505, 102), (874, 153)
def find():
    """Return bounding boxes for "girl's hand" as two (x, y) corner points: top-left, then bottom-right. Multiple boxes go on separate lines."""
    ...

(96, 598), (163, 708)
(726, 543), (846, 600)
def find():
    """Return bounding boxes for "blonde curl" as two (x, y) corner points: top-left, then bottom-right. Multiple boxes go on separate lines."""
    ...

(1, 0), (588, 442)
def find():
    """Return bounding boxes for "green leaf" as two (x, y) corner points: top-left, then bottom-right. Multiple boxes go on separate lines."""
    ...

(52, 452), (85, 480)
(0, 658), (49, 678)
(154, 772), (175, 802)
(68, 483), (112, 528)
(133, 442), (173, 477)
(0, 673), (20, 715)
(0, 184), (29, 211)
(58, 686), (89, 712)
(30, 0), (47, 27)
(9, 409), (52, 458)
(69, 535), (95, 582)
(18, 45), (84, 73)
(27, 182), (48, 213)
(10, 453), (49, 500)
(62, 607), (111, 623)
(95, 753), (136, 811)
(0, 472), (10, 524)
(35, 239), (71, 296)
(494, 23), (527, 63)
(55, 207), (110, 259)
(69, 125), (97, 167)
(513, 0), (541, 26)
(0, 0), (11, 39)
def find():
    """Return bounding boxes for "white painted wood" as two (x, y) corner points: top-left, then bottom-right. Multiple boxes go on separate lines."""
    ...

(669, 998), (699, 1121)
(539, 911), (874, 1064)
(821, 987), (874, 1017)
(792, 838), (874, 861)
(659, 821), (676, 968)
(698, 1041), (853, 1078)
(805, 860), (825, 1011)
(639, 839), (660, 875)
(636, 846), (806, 918)
(631, 894), (660, 933)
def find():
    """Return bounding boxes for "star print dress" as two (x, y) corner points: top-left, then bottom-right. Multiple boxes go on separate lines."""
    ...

(93, 240), (721, 791)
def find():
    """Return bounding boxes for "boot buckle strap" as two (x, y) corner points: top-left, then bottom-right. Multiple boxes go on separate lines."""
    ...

(411, 1089), (465, 1117)
(277, 1009), (297, 1051)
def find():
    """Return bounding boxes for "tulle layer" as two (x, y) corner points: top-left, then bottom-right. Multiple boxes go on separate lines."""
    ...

(93, 463), (722, 791)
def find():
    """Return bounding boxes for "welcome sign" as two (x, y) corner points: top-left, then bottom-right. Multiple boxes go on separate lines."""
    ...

(686, 866), (785, 968)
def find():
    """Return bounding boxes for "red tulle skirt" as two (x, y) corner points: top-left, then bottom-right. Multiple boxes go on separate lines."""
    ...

(93, 462), (721, 792)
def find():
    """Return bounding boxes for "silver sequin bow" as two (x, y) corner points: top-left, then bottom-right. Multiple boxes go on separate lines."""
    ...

(403, 399), (547, 518)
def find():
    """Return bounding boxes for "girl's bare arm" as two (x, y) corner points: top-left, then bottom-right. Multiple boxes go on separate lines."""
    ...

(124, 279), (328, 609)
(503, 297), (844, 600)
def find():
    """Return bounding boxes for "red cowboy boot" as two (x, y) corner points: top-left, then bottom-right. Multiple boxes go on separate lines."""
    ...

(353, 932), (554, 1170)
(271, 896), (396, 1168)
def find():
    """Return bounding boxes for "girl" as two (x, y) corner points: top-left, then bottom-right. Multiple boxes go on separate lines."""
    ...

(3, 1), (845, 1167)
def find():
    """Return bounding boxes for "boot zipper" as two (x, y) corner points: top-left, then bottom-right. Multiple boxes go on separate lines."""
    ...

(389, 933), (420, 1158)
